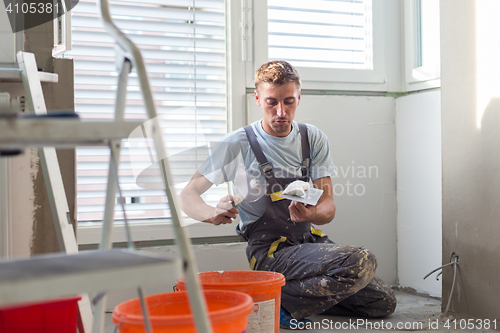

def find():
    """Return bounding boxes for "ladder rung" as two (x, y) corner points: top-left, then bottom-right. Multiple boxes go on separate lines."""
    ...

(0, 67), (58, 83)
(0, 249), (179, 308)
(0, 119), (144, 148)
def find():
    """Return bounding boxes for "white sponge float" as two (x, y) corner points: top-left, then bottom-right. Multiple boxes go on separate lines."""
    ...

(281, 180), (310, 198)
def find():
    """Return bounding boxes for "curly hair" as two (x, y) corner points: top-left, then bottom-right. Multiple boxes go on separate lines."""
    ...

(254, 60), (301, 90)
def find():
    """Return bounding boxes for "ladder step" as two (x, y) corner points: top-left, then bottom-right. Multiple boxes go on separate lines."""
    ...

(0, 67), (58, 83)
(0, 119), (144, 148)
(0, 249), (179, 308)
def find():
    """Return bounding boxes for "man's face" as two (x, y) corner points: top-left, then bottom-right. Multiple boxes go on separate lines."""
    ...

(254, 82), (301, 137)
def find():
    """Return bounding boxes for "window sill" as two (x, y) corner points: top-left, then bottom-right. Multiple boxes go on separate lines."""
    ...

(406, 78), (441, 92)
(77, 217), (240, 246)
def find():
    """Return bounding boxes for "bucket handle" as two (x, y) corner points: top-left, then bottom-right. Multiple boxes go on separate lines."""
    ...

(113, 322), (122, 333)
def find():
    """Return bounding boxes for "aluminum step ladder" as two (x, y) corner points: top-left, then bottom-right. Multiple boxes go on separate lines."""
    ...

(0, 2), (213, 330)
(93, 0), (213, 331)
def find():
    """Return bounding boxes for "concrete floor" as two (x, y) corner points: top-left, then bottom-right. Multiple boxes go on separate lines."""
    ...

(300, 290), (441, 332)
(104, 290), (498, 332)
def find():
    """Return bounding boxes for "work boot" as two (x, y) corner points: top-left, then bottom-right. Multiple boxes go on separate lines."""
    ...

(279, 308), (312, 329)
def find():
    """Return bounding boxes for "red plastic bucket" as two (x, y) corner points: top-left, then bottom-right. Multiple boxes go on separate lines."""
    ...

(176, 271), (286, 333)
(112, 290), (253, 333)
(0, 296), (81, 333)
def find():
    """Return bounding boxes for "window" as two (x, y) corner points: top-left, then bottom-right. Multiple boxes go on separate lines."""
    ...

(404, 0), (440, 91)
(53, 0), (72, 57)
(68, 0), (235, 244)
(249, 0), (387, 91)
(267, 0), (373, 70)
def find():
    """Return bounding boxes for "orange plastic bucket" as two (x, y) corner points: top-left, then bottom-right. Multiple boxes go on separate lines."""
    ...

(112, 290), (253, 333)
(176, 271), (286, 333)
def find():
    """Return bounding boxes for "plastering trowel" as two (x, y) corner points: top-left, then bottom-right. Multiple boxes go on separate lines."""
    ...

(279, 180), (324, 206)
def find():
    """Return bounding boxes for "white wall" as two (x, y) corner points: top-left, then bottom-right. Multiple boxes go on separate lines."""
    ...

(440, 0), (500, 319)
(9, 151), (39, 259)
(104, 243), (248, 310)
(0, 1), (16, 65)
(396, 90), (442, 297)
(249, 95), (398, 285)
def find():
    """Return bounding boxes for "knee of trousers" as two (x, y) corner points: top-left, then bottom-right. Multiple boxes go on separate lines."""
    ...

(369, 288), (398, 318)
(384, 290), (398, 317)
(342, 248), (378, 290)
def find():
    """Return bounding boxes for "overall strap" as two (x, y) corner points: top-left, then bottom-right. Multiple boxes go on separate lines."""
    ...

(298, 123), (311, 180)
(243, 125), (279, 186)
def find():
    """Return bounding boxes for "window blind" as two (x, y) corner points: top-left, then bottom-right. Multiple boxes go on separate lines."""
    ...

(267, 0), (373, 69)
(68, 0), (227, 223)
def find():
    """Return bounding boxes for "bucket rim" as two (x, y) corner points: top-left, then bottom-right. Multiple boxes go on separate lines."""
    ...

(177, 270), (286, 290)
(112, 290), (253, 326)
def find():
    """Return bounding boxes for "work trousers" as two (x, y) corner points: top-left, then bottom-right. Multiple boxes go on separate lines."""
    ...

(255, 242), (397, 320)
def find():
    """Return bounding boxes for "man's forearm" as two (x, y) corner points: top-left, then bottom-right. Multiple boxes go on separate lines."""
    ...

(310, 177), (336, 225)
(311, 200), (336, 225)
(179, 188), (216, 223)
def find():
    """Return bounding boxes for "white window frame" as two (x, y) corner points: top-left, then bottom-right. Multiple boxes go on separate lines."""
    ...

(53, 0), (72, 57)
(78, 218), (240, 245)
(76, 0), (404, 245)
(228, 0), (248, 131)
(404, 0), (440, 91)
(76, 0), (239, 246)
(248, 0), (389, 92)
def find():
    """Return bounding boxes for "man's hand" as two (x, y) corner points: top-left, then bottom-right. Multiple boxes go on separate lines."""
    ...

(208, 195), (240, 225)
(289, 200), (317, 222)
(180, 172), (240, 224)
(287, 177), (336, 225)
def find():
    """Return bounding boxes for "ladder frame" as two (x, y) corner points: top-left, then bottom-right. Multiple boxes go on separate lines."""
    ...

(17, 51), (94, 333)
(96, 0), (213, 331)
(13, 0), (213, 330)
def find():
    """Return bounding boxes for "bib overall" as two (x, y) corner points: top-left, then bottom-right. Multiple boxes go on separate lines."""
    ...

(239, 123), (397, 320)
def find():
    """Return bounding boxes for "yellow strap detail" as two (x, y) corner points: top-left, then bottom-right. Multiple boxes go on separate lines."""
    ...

(270, 190), (285, 202)
(268, 236), (287, 258)
(249, 256), (257, 270)
(310, 226), (326, 237)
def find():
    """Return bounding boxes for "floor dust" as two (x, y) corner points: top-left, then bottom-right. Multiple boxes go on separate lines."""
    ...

(293, 290), (497, 332)
(103, 290), (498, 332)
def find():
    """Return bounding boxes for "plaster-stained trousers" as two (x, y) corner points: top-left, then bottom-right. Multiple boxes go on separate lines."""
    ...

(240, 124), (397, 320)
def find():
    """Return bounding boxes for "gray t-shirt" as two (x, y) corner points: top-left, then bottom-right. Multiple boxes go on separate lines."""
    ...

(198, 120), (336, 233)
